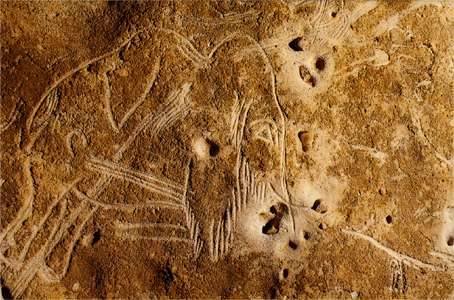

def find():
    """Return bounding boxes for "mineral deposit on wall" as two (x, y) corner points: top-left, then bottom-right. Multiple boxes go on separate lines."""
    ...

(1, 0), (453, 298)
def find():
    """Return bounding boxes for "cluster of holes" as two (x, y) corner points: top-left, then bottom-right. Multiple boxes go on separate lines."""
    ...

(288, 36), (328, 88)
(262, 203), (288, 235)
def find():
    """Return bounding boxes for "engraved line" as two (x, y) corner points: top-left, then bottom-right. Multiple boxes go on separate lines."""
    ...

(118, 58), (161, 129)
(72, 187), (183, 210)
(86, 161), (183, 201)
(115, 235), (193, 243)
(343, 229), (446, 272)
(0, 101), (22, 133)
(88, 157), (184, 192)
(26, 31), (142, 133)
(102, 72), (119, 132)
(115, 222), (186, 231)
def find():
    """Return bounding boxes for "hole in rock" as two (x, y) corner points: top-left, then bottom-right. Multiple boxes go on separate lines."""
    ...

(262, 203), (288, 235)
(331, 11), (337, 17)
(288, 240), (298, 250)
(299, 65), (316, 87)
(262, 221), (278, 235)
(311, 199), (321, 211)
(303, 231), (311, 240)
(298, 130), (312, 152)
(315, 57), (326, 71)
(282, 269), (289, 279)
(0, 278), (13, 300)
(289, 37), (303, 51)
(160, 264), (174, 291)
(386, 215), (393, 224)
(92, 230), (101, 246)
(208, 140), (220, 157)
(448, 236), (454, 246)
(318, 223), (326, 230)
(311, 199), (327, 214)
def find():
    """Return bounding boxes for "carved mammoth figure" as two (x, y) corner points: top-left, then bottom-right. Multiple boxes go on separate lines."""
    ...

(0, 29), (305, 297)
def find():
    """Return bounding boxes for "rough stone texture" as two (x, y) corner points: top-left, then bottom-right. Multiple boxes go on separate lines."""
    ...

(1, 0), (453, 299)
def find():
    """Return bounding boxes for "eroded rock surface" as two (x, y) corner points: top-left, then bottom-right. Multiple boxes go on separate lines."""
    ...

(1, 0), (453, 298)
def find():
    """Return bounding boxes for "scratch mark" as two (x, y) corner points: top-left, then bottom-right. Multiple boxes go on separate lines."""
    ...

(0, 101), (22, 134)
(343, 229), (446, 272)
(86, 157), (184, 202)
(65, 129), (88, 157)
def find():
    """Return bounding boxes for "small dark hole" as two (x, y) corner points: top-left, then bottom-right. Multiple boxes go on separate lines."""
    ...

(288, 240), (298, 250)
(299, 65), (317, 87)
(92, 230), (101, 246)
(208, 140), (220, 157)
(315, 57), (326, 71)
(262, 219), (279, 235)
(311, 199), (321, 211)
(448, 236), (454, 246)
(303, 231), (311, 240)
(309, 76), (316, 87)
(0, 278), (13, 300)
(160, 264), (174, 290)
(318, 223), (326, 230)
(331, 11), (337, 17)
(270, 286), (279, 299)
(311, 199), (327, 214)
(262, 221), (274, 234)
(289, 37), (303, 51)
(298, 131), (311, 152)
(386, 215), (393, 224)
(270, 203), (288, 216)
(282, 269), (289, 278)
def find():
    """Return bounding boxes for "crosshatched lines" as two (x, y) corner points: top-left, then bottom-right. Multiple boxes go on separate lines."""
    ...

(114, 83), (192, 161)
